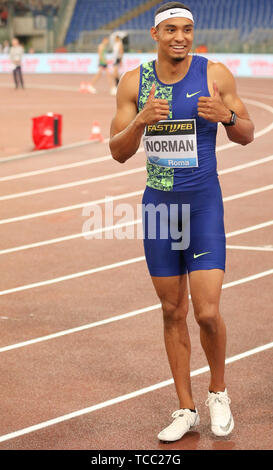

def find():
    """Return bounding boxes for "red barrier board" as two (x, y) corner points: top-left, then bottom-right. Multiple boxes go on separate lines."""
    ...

(32, 113), (62, 150)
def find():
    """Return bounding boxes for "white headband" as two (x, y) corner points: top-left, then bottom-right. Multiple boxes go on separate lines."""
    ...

(154, 8), (194, 27)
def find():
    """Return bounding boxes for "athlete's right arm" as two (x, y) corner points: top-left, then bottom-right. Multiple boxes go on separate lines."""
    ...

(110, 70), (169, 163)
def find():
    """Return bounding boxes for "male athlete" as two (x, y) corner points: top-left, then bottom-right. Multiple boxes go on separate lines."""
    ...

(109, 2), (254, 441)
(88, 37), (116, 95)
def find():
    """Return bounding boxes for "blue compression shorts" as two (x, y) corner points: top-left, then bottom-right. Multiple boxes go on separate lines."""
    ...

(142, 176), (226, 277)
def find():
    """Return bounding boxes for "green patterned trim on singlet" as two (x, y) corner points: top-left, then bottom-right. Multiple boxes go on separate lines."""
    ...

(138, 61), (174, 191)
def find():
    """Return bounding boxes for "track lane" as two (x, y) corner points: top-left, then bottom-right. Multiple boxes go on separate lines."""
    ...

(0, 184), (272, 292)
(0, 302), (273, 447)
(0, 236), (272, 347)
(0, 76), (272, 450)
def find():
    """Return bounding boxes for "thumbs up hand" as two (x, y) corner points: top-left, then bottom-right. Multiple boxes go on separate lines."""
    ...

(147, 82), (156, 101)
(197, 80), (231, 123)
(138, 83), (170, 125)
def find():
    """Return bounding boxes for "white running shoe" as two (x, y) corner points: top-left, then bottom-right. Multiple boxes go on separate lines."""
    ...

(158, 408), (200, 442)
(87, 84), (97, 94)
(205, 388), (234, 436)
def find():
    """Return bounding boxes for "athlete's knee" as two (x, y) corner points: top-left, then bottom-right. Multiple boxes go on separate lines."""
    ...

(161, 299), (188, 329)
(194, 303), (220, 333)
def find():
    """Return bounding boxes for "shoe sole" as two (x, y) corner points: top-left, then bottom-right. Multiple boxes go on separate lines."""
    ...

(158, 414), (200, 443)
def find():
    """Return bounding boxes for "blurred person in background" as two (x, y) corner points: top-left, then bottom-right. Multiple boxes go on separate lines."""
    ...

(10, 37), (24, 89)
(3, 39), (9, 53)
(112, 34), (124, 89)
(0, 4), (8, 25)
(88, 36), (116, 96)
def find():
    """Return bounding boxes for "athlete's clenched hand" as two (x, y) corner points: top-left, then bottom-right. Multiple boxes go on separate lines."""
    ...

(197, 81), (231, 123)
(137, 83), (170, 125)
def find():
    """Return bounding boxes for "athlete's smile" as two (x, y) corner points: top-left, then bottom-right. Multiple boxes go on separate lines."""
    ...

(170, 45), (187, 53)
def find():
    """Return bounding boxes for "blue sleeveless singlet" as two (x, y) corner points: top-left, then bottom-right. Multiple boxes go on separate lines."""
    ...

(138, 55), (218, 191)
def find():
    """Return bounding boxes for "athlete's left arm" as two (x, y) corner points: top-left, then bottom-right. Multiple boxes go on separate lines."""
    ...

(198, 62), (255, 145)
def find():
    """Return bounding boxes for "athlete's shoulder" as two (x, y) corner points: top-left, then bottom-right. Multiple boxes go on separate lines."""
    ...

(119, 66), (140, 92)
(120, 65), (140, 84)
(207, 60), (237, 97)
(117, 66), (140, 103)
(207, 60), (235, 80)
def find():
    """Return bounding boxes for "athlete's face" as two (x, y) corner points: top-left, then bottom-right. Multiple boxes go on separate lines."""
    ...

(151, 18), (194, 62)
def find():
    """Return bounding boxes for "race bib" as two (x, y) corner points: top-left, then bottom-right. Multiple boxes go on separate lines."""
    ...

(143, 119), (198, 168)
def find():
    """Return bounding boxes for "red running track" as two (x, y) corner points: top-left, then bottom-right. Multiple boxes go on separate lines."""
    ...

(0, 74), (272, 450)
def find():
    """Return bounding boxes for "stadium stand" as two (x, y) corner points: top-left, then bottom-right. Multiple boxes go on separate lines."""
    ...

(12, 0), (60, 17)
(116, 0), (273, 37)
(1, 0), (272, 53)
(65, 0), (147, 44)
(65, 0), (273, 53)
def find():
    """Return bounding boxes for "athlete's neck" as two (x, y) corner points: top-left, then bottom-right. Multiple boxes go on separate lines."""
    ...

(155, 54), (192, 84)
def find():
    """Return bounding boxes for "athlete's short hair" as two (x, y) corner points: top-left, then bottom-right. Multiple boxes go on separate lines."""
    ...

(155, 2), (192, 17)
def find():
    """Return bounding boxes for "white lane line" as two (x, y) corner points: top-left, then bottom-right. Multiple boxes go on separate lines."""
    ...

(1, 80), (272, 99)
(0, 166), (146, 202)
(0, 146), (272, 201)
(0, 155), (113, 182)
(218, 154), (273, 175)
(0, 146), (144, 183)
(226, 220), (273, 238)
(0, 304), (161, 353)
(0, 188), (272, 255)
(240, 91), (273, 100)
(215, 119), (273, 152)
(0, 340), (272, 443)
(0, 190), (143, 225)
(0, 225), (272, 297)
(0, 193), (272, 256)
(0, 168), (273, 227)
(223, 184), (273, 202)
(0, 94), (272, 170)
(0, 138), (110, 164)
(240, 97), (273, 140)
(226, 244), (273, 252)
(1, 94), (273, 198)
(0, 185), (273, 255)
(220, 268), (273, 289)
(0, 82), (77, 92)
(0, 219), (142, 255)
(0, 256), (145, 296)
(0, 191), (272, 257)
(244, 98), (273, 120)
(1, 149), (272, 184)
(0, 267), (272, 354)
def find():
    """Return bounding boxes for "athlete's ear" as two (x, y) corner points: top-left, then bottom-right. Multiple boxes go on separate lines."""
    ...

(150, 26), (159, 42)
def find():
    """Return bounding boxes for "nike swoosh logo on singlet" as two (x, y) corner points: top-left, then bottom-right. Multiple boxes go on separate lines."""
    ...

(186, 91), (201, 98)
(193, 252), (211, 259)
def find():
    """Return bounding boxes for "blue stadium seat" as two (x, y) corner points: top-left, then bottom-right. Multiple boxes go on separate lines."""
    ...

(65, 0), (273, 45)
(119, 0), (273, 38)
(65, 0), (145, 44)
